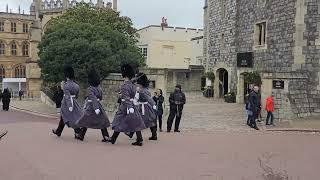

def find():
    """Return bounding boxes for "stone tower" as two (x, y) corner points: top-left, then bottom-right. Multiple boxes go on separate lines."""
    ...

(205, 0), (320, 119)
(113, 0), (118, 11)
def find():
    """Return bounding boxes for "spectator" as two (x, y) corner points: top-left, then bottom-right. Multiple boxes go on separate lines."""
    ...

(247, 85), (260, 130)
(265, 93), (275, 126)
(2, 88), (11, 111)
(167, 85), (186, 132)
(18, 90), (24, 101)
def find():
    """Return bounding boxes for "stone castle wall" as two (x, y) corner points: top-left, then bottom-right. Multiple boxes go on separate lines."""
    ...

(206, 0), (320, 119)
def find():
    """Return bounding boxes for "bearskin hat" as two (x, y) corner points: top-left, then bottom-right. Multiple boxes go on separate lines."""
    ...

(88, 69), (100, 87)
(64, 65), (75, 79)
(121, 64), (135, 79)
(136, 73), (150, 88)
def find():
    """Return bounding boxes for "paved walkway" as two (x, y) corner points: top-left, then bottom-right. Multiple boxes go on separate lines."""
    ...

(9, 96), (320, 132)
(0, 110), (320, 180)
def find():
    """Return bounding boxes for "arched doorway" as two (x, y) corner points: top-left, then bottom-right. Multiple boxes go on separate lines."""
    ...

(217, 68), (228, 98)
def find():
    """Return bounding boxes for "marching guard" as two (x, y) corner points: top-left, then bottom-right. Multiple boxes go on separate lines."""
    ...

(107, 64), (146, 146)
(52, 66), (82, 137)
(75, 69), (111, 141)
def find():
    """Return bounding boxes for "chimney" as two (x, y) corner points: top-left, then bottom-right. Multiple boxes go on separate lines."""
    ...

(18, 5), (21, 14)
(63, 0), (69, 9)
(6, 4), (8, 13)
(97, 0), (103, 7)
(161, 17), (168, 30)
(113, 0), (118, 11)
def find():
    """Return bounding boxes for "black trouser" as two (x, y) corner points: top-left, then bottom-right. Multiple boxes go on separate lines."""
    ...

(55, 117), (81, 136)
(249, 113), (257, 128)
(167, 105), (183, 131)
(79, 127), (109, 140)
(113, 131), (143, 142)
(266, 111), (274, 125)
(150, 126), (157, 138)
(2, 100), (10, 111)
(158, 113), (163, 130)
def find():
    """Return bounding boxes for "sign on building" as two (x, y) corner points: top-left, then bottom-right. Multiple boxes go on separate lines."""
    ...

(273, 80), (284, 89)
(237, 52), (253, 67)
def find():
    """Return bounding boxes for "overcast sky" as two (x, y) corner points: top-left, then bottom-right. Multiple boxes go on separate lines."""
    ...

(0, 0), (204, 29)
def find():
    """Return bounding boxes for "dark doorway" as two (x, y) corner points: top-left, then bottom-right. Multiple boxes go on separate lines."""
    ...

(217, 68), (228, 98)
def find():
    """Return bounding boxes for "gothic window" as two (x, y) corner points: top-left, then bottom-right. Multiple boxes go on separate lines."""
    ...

(23, 23), (29, 33)
(0, 65), (5, 79)
(14, 65), (26, 78)
(0, 21), (4, 32)
(11, 22), (16, 32)
(254, 22), (267, 46)
(0, 41), (5, 55)
(22, 42), (29, 56)
(11, 42), (17, 56)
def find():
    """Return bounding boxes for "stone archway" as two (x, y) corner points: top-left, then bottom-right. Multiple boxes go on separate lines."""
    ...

(217, 68), (228, 98)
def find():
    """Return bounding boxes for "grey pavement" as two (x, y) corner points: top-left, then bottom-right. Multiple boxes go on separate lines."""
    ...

(9, 96), (320, 131)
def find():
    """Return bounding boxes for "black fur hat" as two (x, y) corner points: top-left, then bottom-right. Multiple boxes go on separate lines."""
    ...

(136, 73), (150, 88)
(121, 64), (135, 79)
(64, 65), (75, 79)
(88, 69), (100, 87)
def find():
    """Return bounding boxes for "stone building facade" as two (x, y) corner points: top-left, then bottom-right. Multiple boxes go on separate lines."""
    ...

(204, 0), (320, 119)
(0, 0), (117, 97)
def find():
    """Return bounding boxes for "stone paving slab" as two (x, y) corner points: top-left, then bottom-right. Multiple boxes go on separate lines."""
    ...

(7, 97), (320, 132)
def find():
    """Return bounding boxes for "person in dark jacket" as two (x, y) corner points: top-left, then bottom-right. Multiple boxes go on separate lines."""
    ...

(75, 69), (110, 142)
(18, 90), (24, 101)
(167, 85), (186, 132)
(153, 89), (165, 132)
(53, 86), (64, 109)
(2, 88), (11, 111)
(247, 85), (260, 130)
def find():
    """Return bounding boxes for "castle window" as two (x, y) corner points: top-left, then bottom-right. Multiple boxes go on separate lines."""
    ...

(11, 42), (17, 56)
(14, 65), (26, 78)
(221, 0), (226, 18)
(221, 33), (225, 49)
(23, 23), (29, 33)
(0, 65), (5, 79)
(0, 41), (5, 55)
(11, 22), (16, 32)
(257, 0), (266, 7)
(22, 42), (29, 56)
(0, 21), (4, 32)
(254, 22), (267, 47)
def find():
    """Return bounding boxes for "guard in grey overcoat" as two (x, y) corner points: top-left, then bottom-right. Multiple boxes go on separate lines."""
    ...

(107, 64), (145, 146)
(75, 69), (110, 141)
(52, 66), (82, 137)
(133, 73), (158, 140)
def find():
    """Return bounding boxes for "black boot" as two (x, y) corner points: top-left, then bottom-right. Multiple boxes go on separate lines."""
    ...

(124, 132), (134, 139)
(52, 129), (61, 137)
(132, 141), (143, 146)
(132, 131), (143, 146)
(106, 131), (120, 144)
(149, 127), (157, 140)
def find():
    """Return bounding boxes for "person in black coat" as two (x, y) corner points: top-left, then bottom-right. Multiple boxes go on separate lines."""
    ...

(247, 85), (260, 130)
(167, 85), (186, 132)
(53, 86), (64, 109)
(2, 88), (11, 111)
(153, 89), (165, 132)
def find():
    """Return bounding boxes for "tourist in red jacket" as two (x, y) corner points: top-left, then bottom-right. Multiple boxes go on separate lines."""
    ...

(265, 94), (275, 126)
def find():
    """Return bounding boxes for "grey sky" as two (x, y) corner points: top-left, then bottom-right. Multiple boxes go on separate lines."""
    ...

(0, 0), (204, 29)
